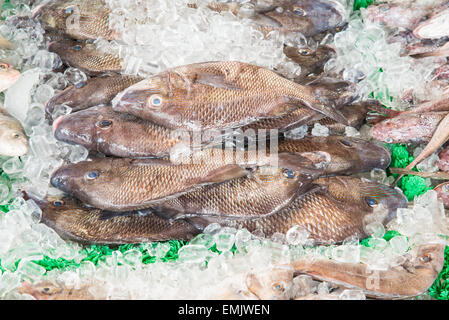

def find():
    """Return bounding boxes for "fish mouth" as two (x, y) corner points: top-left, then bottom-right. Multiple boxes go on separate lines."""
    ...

(358, 143), (391, 171)
(50, 167), (72, 194)
(53, 114), (94, 148)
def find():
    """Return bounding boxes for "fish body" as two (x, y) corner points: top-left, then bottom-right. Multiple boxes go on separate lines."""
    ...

(277, 136), (391, 175)
(53, 105), (181, 158)
(112, 61), (350, 132)
(25, 193), (200, 244)
(438, 146), (449, 171)
(45, 75), (143, 119)
(50, 153), (252, 212)
(370, 112), (447, 144)
(363, 4), (428, 31)
(291, 243), (446, 299)
(48, 40), (122, 75)
(414, 6), (449, 39)
(193, 176), (408, 244)
(32, 0), (121, 41)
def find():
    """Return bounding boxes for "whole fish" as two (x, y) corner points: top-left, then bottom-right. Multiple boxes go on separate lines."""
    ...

(0, 62), (28, 157)
(191, 176), (408, 244)
(282, 44), (336, 82)
(52, 105), (181, 158)
(370, 112), (447, 144)
(25, 193), (200, 244)
(112, 61), (350, 132)
(149, 152), (331, 221)
(277, 136), (391, 175)
(438, 146), (449, 171)
(414, 6), (449, 39)
(32, 0), (121, 41)
(50, 152), (256, 212)
(48, 40), (123, 75)
(434, 181), (449, 208)
(45, 75), (143, 120)
(291, 242), (446, 299)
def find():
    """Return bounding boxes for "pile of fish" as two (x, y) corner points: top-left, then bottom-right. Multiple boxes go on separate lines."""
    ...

(0, 0), (447, 300)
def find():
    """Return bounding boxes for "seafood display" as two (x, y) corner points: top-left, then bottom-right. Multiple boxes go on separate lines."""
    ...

(0, 0), (448, 301)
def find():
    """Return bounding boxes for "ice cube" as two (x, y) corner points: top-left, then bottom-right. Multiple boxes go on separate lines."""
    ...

(331, 245), (360, 263)
(311, 123), (329, 137)
(284, 125), (308, 140)
(364, 221), (385, 238)
(63, 68), (87, 85)
(286, 225), (310, 246)
(339, 289), (366, 300)
(389, 236), (409, 255)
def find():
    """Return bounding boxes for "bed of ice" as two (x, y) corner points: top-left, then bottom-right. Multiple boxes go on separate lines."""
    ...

(0, 0), (448, 300)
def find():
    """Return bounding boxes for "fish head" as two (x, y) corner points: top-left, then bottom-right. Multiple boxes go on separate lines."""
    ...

(0, 125), (28, 157)
(265, 0), (347, 37)
(53, 106), (114, 150)
(412, 242), (446, 276)
(50, 158), (123, 205)
(32, 0), (74, 31)
(19, 281), (65, 300)
(0, 62), (20, 92)
(45, 80), (89, 118)
(245, 266), (294, 300)
(320, 176), (408, 223)
(283, 44), (336, 69)
(47, 40), (90, 67)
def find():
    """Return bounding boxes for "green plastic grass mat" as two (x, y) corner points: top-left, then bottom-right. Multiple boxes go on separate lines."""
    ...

(354, 0), (374, 11)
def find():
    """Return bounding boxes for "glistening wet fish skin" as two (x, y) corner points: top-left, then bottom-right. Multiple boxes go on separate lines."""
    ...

(277, 136), (391, 175)
(413, 5), (449, 39)
(438, 146), (449, 171)
(47, 40), (122, 75)
(25, 193), (200, 244)
(291, 242), (446, 299)
(32, 0), (121, 41)
(0, 62), (28, 157)
(112, 61), (350, 132)
(50, 153), (251, 212)
(53, 105), (181, 158)
(434, 181), (449, 208)
(45, 75), (143, 119)
(191, 176), (408, 245)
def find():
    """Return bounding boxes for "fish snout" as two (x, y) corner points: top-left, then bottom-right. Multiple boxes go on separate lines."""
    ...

(50, 167), (71, 192)
(359, 143), (391, 170)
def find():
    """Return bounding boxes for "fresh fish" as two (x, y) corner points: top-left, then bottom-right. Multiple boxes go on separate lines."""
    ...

(434, 181), (449, 208)
(282, 44), (336, 82)
(50, 153), (253, 212)
(192, 176), (408, 244)
(409, 41), (449, 58)
(25, 193), (200, 244)
(150, 152), (331, 221)
(315, 102), (368, 134)
(112, 61), (350, 132)
(414, 6), (449, 39)
(364, 4), (428, 31)
(19, 281), (102, 300)
(0, 62), (28, 157)
(32, 0), (121, 41)
(47, 40), (123, 75)
(277, 136), (391, 175)
(53, 105), (181, 158)
(370, 112), (447, 144)
(438, 146), (449, 171)
(291, 242), (446, 299)
(45, 75), (143, 120)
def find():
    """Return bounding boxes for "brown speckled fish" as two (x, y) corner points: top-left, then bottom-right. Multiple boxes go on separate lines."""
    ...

(150, 152), (331, 221)
(45, 75), (143, 120)
(277, 136), (391, 175)
(53, 105), (181, 158)
(48, 40), (122, 75)
(50, 153), (252, 212)
(112, 61), (350, 132)
(25, 193), (200, 244)
(192, 176), (408, 244)
(32, 0), (121, 41)
(291, 242), (446, 299)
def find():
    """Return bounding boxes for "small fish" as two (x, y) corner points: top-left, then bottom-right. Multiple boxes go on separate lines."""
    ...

(370, 112), (447, 144)
(291, 242), (446, 299)
(32, 0), (121, 41)
(48, 40), (123, 75)
(438, 146), (449, 171)
(112, 61), (350, 132)
(414, 6), (449, 39)
(434, 181), (449, 208)
(50, 153), (252, 212)
(192, 176), (408, 244)
(150, 152), (331, 221)
(277, 136), (391, 175)
(363, 4), (429, 31)
(45, 75), (143, 120)
(53, 105), (181, 158)
(0, 62), (28, 157)
(24, 192), (200, 244)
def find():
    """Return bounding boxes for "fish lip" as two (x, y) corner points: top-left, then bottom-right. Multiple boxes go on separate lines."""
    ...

(50, 168), (70, 193)
(359, 143), (392, 170)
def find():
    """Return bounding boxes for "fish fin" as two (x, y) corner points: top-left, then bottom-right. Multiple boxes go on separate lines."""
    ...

(366, 112), (392, 125)
(307, 103), (349, 126)
(184, 216), (211, 231)
(277, 151), (330, 178)
(266, 103), (299, 118)
(197, 164), (249, 185)
(98, 209), (153, 220)
(194, 73), (242, 91)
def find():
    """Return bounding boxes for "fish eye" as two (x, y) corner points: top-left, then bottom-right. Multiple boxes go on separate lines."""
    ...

(149, 94), (163, 107)
(298, 48), (311, 56)
(53, 200), (64, 207)
(75, 81), (86, 89)
(293, 7), (305, 16)
(0, 63), (9, 69)
(12, 133), (21, 139)
(273, 283), (283, 291)
(365, 197), (377, 207)
(64, 6), (74, 14)
(339, 139), (352, 147)
(420, 254), (431, 263)
(283, 169), (296, 179)
(96, 120), (112, 128)
(385, 138), (393, 143)
(73, 45), (82, 51)
(86, 171), (99, 180)
(43, 287), (51, 293)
